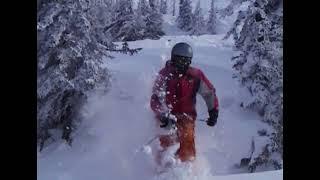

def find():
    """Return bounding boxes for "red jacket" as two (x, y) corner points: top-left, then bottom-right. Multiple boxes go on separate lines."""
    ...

(150, 61), (219, 120)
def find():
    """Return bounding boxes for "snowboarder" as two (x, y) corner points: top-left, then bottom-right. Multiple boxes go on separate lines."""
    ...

(150, 42), (219, 164)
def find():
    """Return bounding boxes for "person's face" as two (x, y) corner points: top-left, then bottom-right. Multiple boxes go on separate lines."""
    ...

(172, 55), (192, 75)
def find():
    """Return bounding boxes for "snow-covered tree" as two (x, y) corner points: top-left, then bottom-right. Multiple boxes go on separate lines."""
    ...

(219, 0), (249, 18)
(177, 0), (193, 31)
(207, 0), (217, 34)
(37, 0), (112, 150)
(37, 0), (141, 151)
(144, 0), (165, 39)
(105, 0), (136, 41)
(105, 0), (164, 41)
(223, 10), (247, 40)
(118, 15), (145, 41)
(86, 0), (115, 47)
(227, 0), (283, 172)
(123, 0), (148, 41)
(190, 0), (206, 36)
(160, 0), (168, 14)
(137, 0), (150, 16)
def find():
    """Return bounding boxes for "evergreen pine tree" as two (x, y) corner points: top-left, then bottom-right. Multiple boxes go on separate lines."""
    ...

(177, 0), (193, 31)
(145, 0), (165, 39)
(190, 0), (206, 35)
(207, 0), (217, 34)
(37, 0), (112, 150)
(229, 0), (283, 172)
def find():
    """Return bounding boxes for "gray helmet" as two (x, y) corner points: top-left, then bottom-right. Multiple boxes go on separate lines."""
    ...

(171, 42), (193, 58)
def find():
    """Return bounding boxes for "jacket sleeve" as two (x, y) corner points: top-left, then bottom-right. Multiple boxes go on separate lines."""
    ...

(150, 70), (168, 119)
(197, 70), (219, 111)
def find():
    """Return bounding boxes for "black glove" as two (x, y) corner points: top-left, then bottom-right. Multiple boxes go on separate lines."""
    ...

(207, 109), (218, 127)
(159, 113), (176, 129)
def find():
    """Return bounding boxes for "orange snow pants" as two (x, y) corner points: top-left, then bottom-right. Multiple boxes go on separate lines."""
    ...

(159, 116), (196, 162)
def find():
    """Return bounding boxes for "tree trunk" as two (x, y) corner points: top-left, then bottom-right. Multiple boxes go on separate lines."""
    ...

(173, 0), (176, 16)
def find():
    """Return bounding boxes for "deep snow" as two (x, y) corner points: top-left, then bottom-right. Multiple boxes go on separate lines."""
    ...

(37, 34), (280, 180)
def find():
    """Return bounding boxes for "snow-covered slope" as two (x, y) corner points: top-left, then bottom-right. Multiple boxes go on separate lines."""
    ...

(213, 170), (282, 180)
(37, 34), (278, 180)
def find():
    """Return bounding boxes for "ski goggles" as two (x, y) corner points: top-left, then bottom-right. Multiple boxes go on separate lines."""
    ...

(172, 55), (192, 67)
